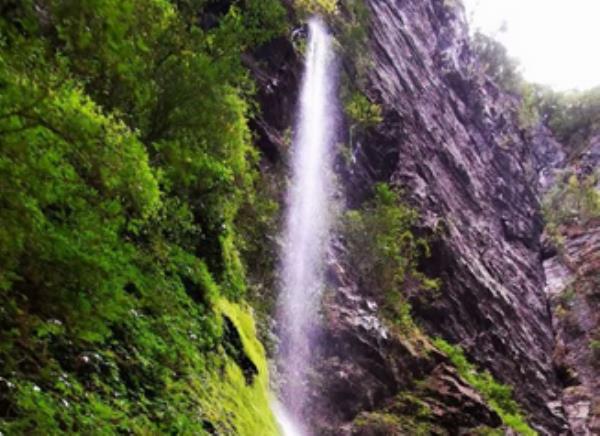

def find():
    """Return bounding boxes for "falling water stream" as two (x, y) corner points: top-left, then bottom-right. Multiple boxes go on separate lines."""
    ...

(274, 18), (336, 436)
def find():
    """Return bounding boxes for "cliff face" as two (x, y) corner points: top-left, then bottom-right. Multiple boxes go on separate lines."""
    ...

(343, 0), (566, 433)
(250, 1), (593, 434)
(541, 130), (600, 434)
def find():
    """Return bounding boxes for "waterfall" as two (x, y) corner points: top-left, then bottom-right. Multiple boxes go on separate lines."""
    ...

(274, 18), (336, 436)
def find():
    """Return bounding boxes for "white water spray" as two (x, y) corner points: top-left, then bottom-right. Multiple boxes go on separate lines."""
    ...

(274, 18), (336, 436)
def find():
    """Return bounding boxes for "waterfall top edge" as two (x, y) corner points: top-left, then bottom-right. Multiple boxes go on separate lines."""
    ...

(307, 16), (328, 32)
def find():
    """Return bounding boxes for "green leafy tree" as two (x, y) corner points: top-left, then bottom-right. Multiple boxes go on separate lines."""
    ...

(472, 31), (522, 93)
(0, 0), (286, 433)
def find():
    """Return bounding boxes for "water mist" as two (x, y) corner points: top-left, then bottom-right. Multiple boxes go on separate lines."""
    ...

(274, 18), (337, 435)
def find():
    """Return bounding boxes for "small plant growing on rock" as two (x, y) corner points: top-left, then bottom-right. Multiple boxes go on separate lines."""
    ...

(433, 338), (537, 436)
(344, 91), (383, 129)
(559, 287), (576, 308)
(342, 183), (437, 330)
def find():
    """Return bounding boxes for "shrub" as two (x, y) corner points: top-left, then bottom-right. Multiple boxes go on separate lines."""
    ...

(433, 339), (537, 435)
(472, 31), (522, 94)
(540, 87), (600, 151)
(344, 91), (383, 129)
(471, 32), (543, 129)
(543, 173), (600, 234)
(295, 0), (338, 16)
(343, 184), (437, 329)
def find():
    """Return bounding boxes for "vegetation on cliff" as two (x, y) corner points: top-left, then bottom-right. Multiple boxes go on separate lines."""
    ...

(342, 183), (535, 434)
(0, 0), (286, 433)
(544, 173), (600, 243)
(433, 339), (537, 435)
(343, 183), (438, 329)
(2, 0), (598, 433)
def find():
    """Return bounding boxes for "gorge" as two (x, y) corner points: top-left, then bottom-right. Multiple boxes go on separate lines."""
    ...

(0, 0), (599, 435)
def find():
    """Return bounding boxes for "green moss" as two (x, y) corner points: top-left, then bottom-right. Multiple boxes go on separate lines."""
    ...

(0, 297), (278, 435)
(390, 392), (432, 421)
(199, 299), (279, 436)
(353, 403), (434, 436)
(470, 426), (505, 436)
(433, 338), (537, 436)
(354, 412), (402, 434)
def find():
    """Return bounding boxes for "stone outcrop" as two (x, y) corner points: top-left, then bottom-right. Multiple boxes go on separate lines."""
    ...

(304, 251), (504, 435)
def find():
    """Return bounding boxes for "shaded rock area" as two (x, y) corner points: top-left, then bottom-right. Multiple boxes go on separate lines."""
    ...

(529, 124), (567, 192)
(244, 33), (303, 164)
(346, 364), (503, 436)
(222, 316), (259, 384)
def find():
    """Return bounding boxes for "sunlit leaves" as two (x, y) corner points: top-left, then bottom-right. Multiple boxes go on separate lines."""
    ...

(0, 0), (286, 432)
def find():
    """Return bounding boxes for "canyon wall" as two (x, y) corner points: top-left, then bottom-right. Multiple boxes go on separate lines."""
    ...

(249, 0), (600, 434)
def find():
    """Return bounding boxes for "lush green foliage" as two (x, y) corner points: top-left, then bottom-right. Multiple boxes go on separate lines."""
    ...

(343, 184), (437, 329)
(295, 0), (338, 16)
(543, 173), (600, 242)
(344, 91), (383, 129)
(433, 339), (537, 435)
(0, 0), (285, 433)
(536, 86), (600, 151)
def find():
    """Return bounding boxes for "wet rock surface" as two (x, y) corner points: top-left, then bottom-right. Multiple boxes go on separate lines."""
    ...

(244, 35), (303, 164)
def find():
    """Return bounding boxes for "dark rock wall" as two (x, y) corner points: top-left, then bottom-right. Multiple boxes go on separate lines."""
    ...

(339, 0), (567, 433)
